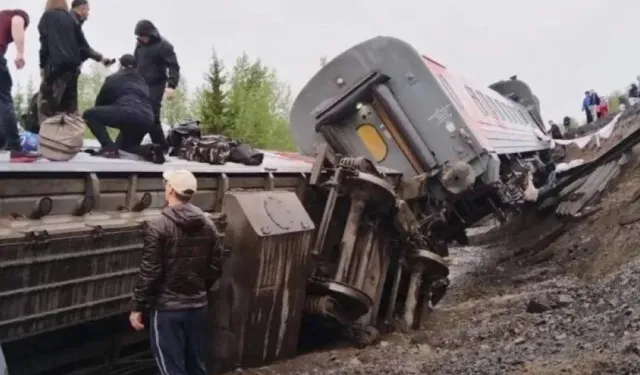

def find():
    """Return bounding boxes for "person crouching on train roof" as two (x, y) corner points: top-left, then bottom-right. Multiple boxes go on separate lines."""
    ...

(83, 54), (165, 163)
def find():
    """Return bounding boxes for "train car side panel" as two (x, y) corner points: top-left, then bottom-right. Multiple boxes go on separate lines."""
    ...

(426, 60), (550, 155)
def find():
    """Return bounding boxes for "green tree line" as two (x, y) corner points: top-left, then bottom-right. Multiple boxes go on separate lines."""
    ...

(12, 49), (296, 151)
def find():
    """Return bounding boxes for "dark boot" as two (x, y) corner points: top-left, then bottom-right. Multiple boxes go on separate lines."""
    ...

(150, 144), (166, 164)
(93, 147), (120, 159)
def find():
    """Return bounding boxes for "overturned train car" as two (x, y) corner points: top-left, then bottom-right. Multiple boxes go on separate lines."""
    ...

(0, 150), (446, 374)
(290, 36), (554, 244)
(1, 36), (552, 375)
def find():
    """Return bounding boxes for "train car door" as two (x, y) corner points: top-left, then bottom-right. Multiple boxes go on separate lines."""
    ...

(321, 100), (425, 177)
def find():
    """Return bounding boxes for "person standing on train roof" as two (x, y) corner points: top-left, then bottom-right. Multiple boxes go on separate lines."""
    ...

(590, 90), (601, 120)
(130, 169), (223, 375)
(127, 19), (180, 153)
(0, 9), (38, 162)
(69, 0), (114, 68)
(37, 0), (84, 119)
(597, 96), (608, 118)
(582, 91), (594, 124)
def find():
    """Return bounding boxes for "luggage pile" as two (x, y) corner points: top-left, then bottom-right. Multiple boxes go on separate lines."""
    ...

(167, 121), (264, 166)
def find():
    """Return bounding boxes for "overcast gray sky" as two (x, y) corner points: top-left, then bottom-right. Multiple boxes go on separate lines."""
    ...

(3, 0), (635, 123)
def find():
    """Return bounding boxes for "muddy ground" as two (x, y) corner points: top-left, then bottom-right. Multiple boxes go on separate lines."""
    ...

(230, 116), (640, 375)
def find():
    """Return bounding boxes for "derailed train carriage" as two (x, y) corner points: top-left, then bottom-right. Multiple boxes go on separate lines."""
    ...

(291, 36), (554, 245)
(0, 36), (554, 374)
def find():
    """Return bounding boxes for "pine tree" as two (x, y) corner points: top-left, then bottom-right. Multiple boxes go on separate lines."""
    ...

(197, 49), (228, 135)
(161, 77), (193, 126)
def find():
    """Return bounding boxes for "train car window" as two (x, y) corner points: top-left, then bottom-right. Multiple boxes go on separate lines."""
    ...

(486, 97), (504, 120)
(500, 102), (517, 124)
(518, 108), (534, 125)
(514, 107), (529, 124)
(510, 105), (524, 124)
(464, 86), (488, 116)
(477, 93), (499, 119)
(356, 123), (388, 162)
(497, 101), (510, 122)
(437, 75), (465, 110)
(491, 99), (508, 121)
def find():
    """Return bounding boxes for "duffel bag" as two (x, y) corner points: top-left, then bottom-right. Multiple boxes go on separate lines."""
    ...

(38, 113), (85, 161)
(167, 120), (202, 156)
(178, 135), (231, 165)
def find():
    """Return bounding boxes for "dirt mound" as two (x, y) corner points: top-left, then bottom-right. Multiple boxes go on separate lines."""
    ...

(562, 105), (640, 162)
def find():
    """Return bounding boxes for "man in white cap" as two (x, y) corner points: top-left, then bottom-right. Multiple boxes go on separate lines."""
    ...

(130, 169), (222, 375)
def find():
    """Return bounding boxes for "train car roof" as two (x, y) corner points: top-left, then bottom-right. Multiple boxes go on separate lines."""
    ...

(0, 149), (315, 174)
(0, 149), (400, 175)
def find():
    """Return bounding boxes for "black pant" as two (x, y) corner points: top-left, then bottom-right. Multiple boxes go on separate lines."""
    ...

(113, 84), (167, 150)
(148, 83), (168, 149)
(39, 65), (80, 118)
(149, 308), (208, 375)
(83, 104), (154, 154)
(0, 57), (20, 151)
(585, 108), (593, 124)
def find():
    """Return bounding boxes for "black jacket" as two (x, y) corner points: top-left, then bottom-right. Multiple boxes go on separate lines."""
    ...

(133, 21), (180, 89)
(95, 68), (153, 114)
(132, 203), (223, 311)
(69, 10), (102, 63)
(38, 9), (83, 70)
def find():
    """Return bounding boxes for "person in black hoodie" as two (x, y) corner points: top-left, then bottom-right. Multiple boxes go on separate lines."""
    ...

(130, 169), (222, 375)
(129, 19), (180, 151)
(83, 54), (164, 163)
(38, 0), (84, 118)
(69, 0), (113, 67)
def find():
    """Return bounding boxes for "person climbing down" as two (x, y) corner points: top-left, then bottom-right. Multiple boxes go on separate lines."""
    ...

(83, 54), (164, 163)
(125, 19), (180, 152)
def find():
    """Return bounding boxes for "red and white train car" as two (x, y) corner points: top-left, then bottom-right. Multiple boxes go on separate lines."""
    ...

(290, 36), (554, 240)
(425, 56), (549, 156)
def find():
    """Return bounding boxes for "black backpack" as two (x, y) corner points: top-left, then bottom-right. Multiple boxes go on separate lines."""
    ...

(166, 120), (201, 156)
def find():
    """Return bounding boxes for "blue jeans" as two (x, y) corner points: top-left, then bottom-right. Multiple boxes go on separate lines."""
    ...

(0, 56), (20, 151)
(150, 308), (208, 375)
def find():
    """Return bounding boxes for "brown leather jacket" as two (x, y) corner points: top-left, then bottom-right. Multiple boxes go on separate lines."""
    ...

(132, 203), (222, 311)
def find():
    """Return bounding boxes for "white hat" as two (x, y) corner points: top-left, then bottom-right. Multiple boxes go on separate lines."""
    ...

(163, 169), (197, 196)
